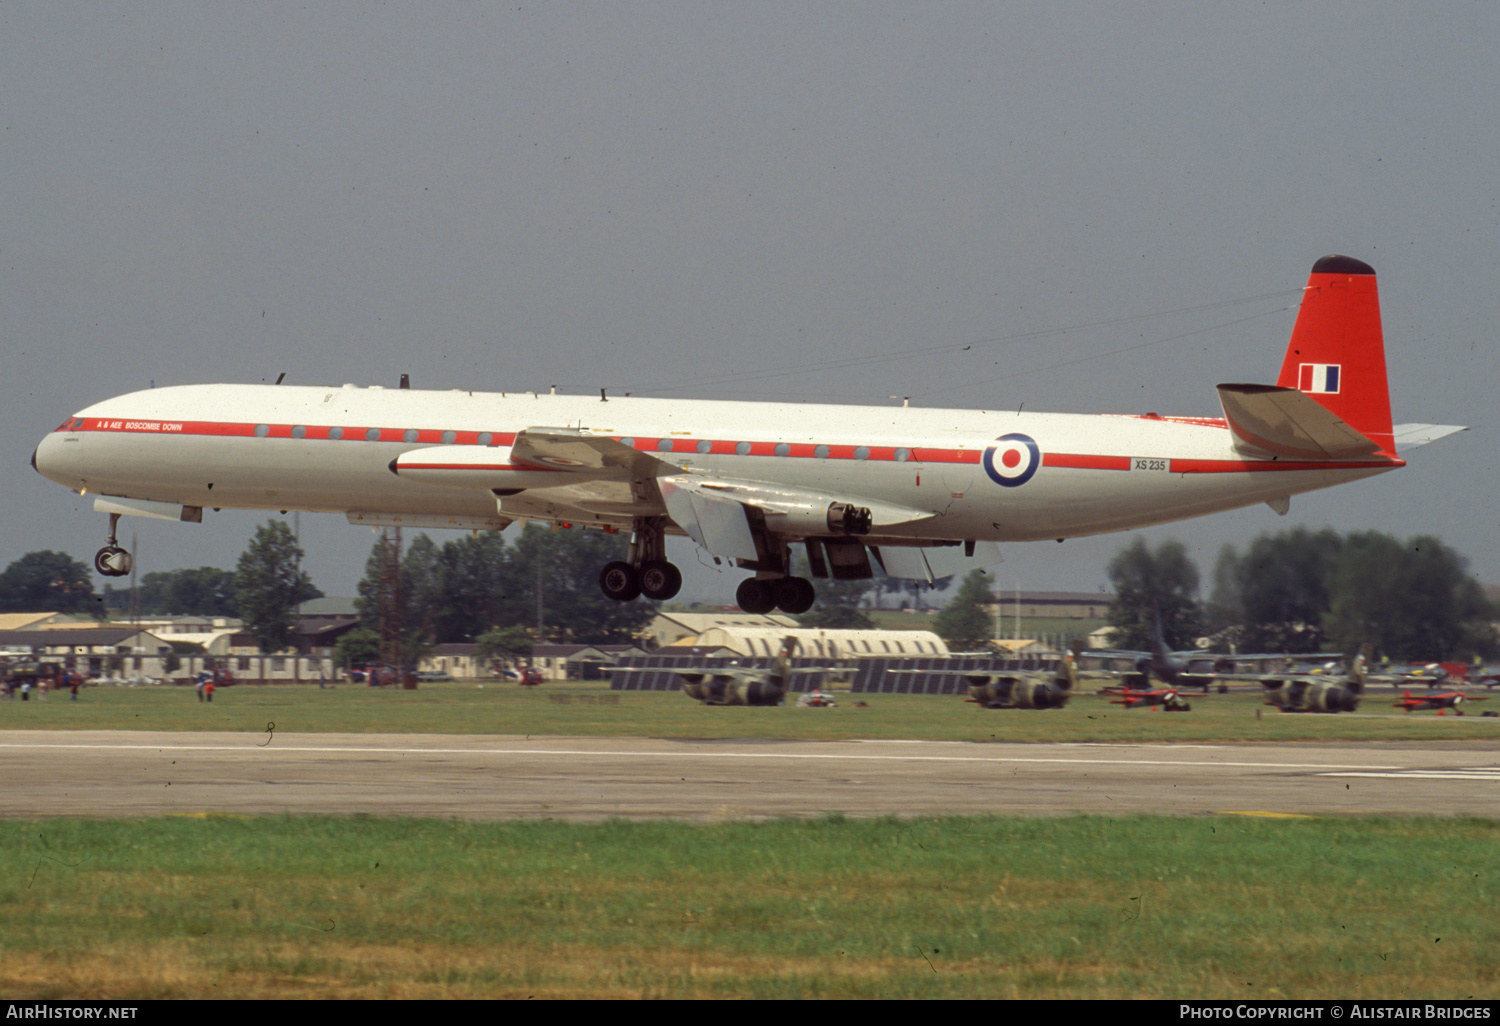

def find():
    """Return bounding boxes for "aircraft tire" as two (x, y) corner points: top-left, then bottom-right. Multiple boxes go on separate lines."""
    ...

(774, 576), (816, 614)
(94, 546), (132, 578)
(736, 578), (776, 615)
(598, 561), (641, 601)
(639, 560), (682, 601)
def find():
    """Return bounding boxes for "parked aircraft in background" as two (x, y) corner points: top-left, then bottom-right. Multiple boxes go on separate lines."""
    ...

(677, 636), (848, 706)
(1260, 654), (1367, 713)
(1105, 684), (1192, 712)
(1392, 689), (1489, 715)
(1085, 613), (1294, 693)
(963, 654), (1076, 710)
(33, 256), (1463, 613)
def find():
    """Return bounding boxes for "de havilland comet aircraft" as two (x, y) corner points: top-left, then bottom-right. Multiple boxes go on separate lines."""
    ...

(32, 256), (1464, 614)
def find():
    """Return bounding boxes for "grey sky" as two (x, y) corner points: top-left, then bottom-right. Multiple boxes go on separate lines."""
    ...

(3, 3), (1494, 604)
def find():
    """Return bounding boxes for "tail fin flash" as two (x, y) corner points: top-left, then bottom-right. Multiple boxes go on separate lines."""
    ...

(1277, 255), (1394, 455)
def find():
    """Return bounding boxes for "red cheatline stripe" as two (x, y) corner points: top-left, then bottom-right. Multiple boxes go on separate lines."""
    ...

(59, 417), (1400, 473)
(1043, 453), (1131, 471)
(65, 419), (983, 465)
(1170, 457), (1403, 473)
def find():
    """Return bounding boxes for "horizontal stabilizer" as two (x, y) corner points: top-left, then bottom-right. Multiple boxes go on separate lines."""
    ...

(1391, 423), (1468, 450)
(1216, 383), (1383, 460)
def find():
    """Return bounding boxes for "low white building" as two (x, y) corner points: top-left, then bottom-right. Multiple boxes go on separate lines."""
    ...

(685, 626), (948, 660)
(0, 627), (174, 680)
(645, 611), (798, 649)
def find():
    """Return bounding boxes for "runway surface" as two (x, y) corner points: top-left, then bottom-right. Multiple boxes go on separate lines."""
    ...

(2, 730), (1497, 819)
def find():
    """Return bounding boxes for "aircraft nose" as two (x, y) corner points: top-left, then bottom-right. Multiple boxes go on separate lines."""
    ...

(32, 431), (80, 488)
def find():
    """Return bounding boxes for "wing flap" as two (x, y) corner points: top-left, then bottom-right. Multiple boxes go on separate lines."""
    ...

(659, 480), (759, 560)
(873, 541), (1004, 583)
(668, 477), (932, 530)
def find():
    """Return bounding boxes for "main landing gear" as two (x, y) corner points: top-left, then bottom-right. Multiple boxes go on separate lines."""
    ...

(593, 517), (818, 614)
(94, 513), (133, 578)
(597, 516), (684, 603)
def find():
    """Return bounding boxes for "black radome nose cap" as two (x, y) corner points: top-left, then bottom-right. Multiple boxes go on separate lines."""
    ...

(1312, 254), (1375, 276)
(31, 448), (38, 472)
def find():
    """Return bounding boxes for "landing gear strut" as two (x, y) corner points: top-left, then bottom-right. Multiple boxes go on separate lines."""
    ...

(94, 513), (133, 578)
(597, 517), (683, 603)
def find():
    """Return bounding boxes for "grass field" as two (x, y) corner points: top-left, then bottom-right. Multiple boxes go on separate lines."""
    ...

(5, 678), (1495, 999)
(2, 678), (1496, 743)
(3, 814), (1494, 999)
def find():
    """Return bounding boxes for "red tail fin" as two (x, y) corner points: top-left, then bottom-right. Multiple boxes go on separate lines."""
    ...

(1276, 255), (1394, 455)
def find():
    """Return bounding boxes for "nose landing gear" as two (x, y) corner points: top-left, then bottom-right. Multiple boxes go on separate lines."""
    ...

(94, 513), (133, 578)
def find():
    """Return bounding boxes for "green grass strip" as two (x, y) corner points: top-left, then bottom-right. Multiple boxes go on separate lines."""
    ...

(4, 680), (1497, 743)
(2, 814), (1496, 998)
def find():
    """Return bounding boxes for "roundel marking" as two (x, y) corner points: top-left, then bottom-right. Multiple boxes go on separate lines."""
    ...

(983, 432), (1041, 488)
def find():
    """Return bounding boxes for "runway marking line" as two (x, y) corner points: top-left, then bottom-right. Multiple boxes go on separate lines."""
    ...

(0, 740), (1406, 772)
(1321, 768), (1500, 781)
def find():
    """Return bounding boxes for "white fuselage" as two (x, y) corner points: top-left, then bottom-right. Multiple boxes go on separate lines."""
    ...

(34, 383), (1401, 543)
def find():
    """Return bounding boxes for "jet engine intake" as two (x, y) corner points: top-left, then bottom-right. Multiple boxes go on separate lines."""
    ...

(827, 502), (873, 536)
(762, 501), (873, 537)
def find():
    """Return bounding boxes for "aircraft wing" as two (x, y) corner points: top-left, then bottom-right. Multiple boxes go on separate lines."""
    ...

(396, 427), (941, 559)
(393, 428), (676, 527)
(509, 427), (676, 476)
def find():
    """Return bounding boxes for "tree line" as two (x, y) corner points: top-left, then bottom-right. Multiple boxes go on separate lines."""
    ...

(0, 522), (324, 656)
(335, 524), (658, 668)
(0, 521), (659, 660)
(1105, 528), (1496, 662)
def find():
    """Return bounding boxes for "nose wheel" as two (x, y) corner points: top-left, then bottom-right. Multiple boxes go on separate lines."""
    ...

(94, 513), (133, 577)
